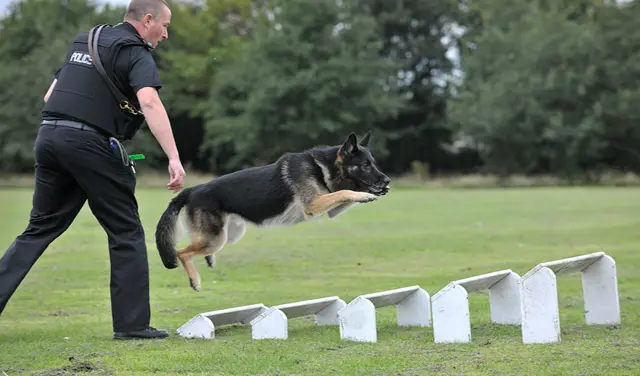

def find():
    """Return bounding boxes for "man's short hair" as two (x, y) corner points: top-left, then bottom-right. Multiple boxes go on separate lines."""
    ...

(125, 0), (170, 21)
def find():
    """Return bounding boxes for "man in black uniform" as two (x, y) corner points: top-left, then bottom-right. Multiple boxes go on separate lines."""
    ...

(0, 0), (185, 340)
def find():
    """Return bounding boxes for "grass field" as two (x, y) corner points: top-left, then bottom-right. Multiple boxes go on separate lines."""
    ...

(0, 185), (639, 375)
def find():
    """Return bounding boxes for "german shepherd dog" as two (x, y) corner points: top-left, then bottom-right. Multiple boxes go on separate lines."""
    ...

(155, 132), (390, 291)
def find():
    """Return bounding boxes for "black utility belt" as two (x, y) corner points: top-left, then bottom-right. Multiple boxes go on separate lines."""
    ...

(41, 119), (134, 170)
(42, 119), (101, 134)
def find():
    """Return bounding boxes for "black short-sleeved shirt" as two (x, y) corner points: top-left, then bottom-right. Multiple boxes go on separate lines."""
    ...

(115, 22), (163, 96)
(53, 22), (162, 98)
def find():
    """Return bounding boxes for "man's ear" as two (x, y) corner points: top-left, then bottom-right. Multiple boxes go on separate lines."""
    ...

(339, 132), (358, 156)
(360, 131), (371, 147)
(142, 13), (154, 27)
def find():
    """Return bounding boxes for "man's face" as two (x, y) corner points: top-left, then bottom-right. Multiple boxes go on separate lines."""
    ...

(141, 5), (171, 48)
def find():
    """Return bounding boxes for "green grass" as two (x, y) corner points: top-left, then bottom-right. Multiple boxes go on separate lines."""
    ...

(1, 186), (639, 375)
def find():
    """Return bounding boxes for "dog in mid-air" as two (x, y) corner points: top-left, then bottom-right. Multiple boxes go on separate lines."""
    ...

(155, 131), (391, 291)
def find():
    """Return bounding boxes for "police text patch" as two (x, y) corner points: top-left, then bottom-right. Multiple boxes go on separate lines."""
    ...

(69, 51), (93, 66)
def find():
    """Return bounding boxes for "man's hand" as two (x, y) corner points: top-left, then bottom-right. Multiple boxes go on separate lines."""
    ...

(167, 158), (185, 193)
(136, 86), (185, 193)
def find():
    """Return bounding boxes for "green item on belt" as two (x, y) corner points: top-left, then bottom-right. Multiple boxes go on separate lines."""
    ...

(129, 154), (145, 161)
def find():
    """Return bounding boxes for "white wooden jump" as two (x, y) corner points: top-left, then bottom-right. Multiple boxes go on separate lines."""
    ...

(176, 303), (267, 339)
(520, 252), (621, 344)
(337, 285), (431, 343)
(250, 296), (346, 340)
(432, 269), (521, 343)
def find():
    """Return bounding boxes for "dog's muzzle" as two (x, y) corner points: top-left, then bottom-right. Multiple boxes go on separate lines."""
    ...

(369, 184), (390, 196)
(367, 176), (391, 196)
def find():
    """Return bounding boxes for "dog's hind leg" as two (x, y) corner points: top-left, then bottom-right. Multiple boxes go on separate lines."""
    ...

(225, 215), (246, 245)
(204, 215), (245, 269)
(177, 210), (228, 291)
(177, 241), (211, 291)
(204, 254), (216, 268)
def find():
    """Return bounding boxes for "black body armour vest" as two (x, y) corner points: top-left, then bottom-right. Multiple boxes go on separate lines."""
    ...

(42, 25), (151, 141)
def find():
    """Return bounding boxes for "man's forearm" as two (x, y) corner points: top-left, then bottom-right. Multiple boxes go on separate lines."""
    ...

(141, 100), (180, 161)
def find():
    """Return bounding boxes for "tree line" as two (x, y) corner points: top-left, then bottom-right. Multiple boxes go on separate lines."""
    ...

(1, 0), (639, 180)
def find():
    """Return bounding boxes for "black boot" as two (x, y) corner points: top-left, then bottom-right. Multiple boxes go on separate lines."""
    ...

(113, 326), (169, 340)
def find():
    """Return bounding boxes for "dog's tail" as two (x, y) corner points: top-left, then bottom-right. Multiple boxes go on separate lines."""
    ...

(155, 187), (194, 269)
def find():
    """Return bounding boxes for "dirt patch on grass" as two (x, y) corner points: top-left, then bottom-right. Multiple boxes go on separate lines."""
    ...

(158, 308), (185, 314)
(27, 310), (86, 318)
(33, 360), (112, 376)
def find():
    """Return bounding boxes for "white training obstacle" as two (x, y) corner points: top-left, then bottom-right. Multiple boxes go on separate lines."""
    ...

(250, 296), (346, 340)
(173, 252), (621, 345)
(519, 252), (621, 344)
(431, 269), (521, 343)
(176, 303), (267, 339)
(338, 285), (431, 343)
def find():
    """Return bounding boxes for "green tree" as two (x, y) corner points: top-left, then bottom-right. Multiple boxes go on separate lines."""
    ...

(158, 0), (252, 117)
(448, 0), (640, 178)
(201, 0), (406, 172)
(355, 0), (467, 174)
(589, 0), (640, 174)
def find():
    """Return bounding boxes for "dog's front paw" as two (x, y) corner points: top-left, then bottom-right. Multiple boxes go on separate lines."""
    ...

(354, 192), (377, 203)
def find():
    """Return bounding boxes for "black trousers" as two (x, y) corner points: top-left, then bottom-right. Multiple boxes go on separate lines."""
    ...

(0, 122), (150, 332)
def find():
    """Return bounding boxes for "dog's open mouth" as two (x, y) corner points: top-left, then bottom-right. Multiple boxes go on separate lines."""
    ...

(368, 183), (390, 196)
(355, 178), (390, 196)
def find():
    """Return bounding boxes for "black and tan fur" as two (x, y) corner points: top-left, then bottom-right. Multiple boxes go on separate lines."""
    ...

(155, 132), (390, 291)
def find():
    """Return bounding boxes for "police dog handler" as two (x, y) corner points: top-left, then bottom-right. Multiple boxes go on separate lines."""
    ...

(0, 0), (185, 340)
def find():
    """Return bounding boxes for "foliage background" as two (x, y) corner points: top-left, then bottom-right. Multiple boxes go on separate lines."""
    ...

(1, 0), (639, 182)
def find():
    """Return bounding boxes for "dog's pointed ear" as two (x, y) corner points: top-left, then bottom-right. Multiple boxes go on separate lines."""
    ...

(339, 132), (359, 156)
(360, 131), (371, 147)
